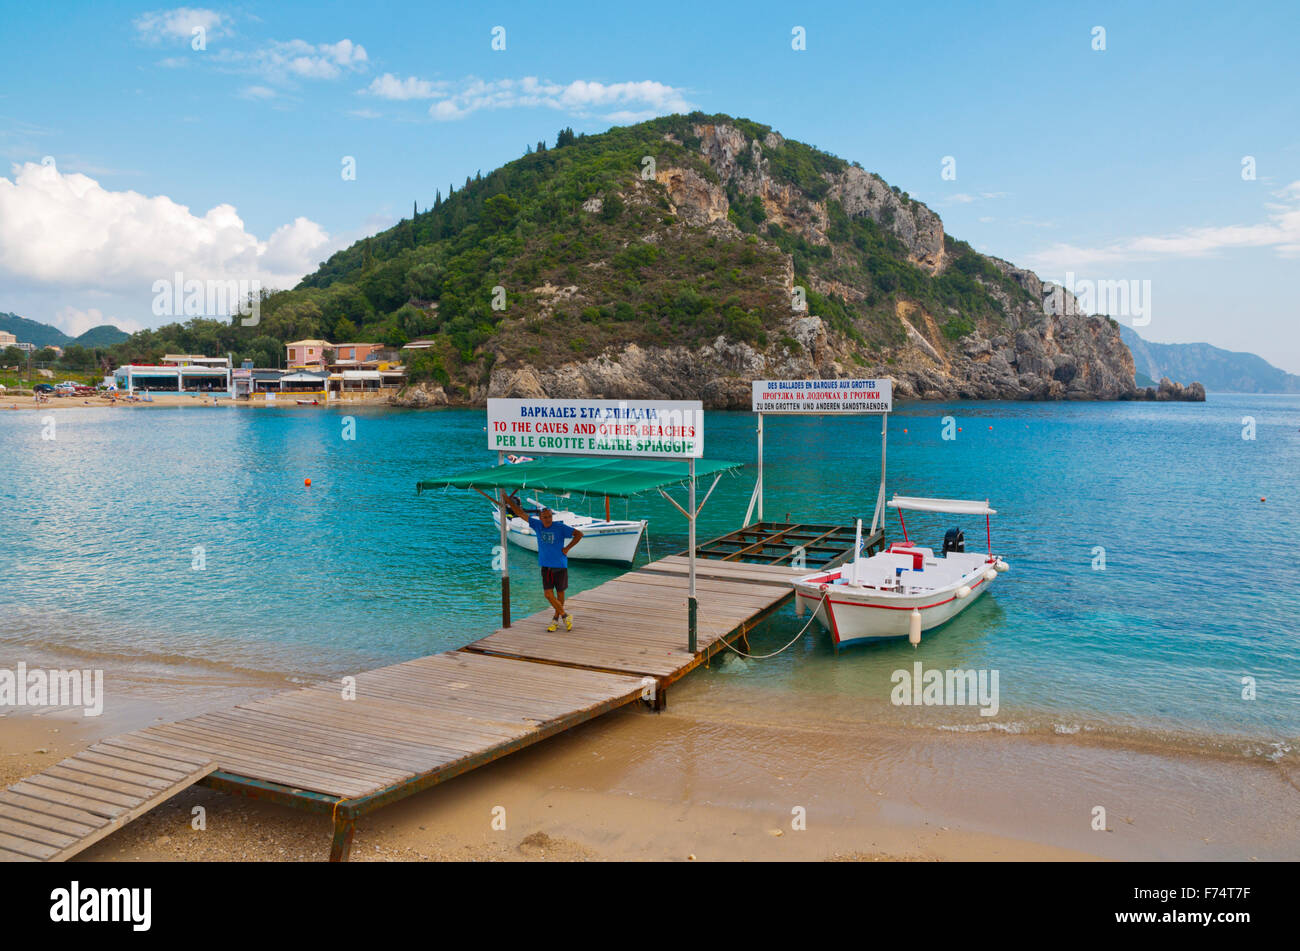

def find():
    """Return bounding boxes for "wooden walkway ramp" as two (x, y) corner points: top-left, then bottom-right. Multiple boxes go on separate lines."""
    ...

(0, 741), (215, 862)
(1, 545), (844, 862)
(468, 556), (800, 681)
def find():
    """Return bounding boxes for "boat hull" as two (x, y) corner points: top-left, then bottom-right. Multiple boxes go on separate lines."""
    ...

(793, 552), (1001, 648)
(491, 510), (646, 564)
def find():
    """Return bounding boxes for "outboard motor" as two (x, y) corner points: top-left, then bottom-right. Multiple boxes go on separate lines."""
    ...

(942, 527), (965, 555)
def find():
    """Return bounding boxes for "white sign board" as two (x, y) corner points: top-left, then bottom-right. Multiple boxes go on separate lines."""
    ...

(751, 378), (892, 414)
(487, 398), (704, 458)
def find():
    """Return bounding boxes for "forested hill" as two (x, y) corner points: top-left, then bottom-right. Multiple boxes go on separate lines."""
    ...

(107, 112), (1203, 403)
(0, 312), (129, 349)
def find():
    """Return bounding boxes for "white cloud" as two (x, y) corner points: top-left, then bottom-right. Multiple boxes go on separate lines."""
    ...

(239, 85), (278, 100)
(216, 38), (368, 83)
(410, 76), (691, 122)
(1025, 181), (1300, 272)
(52, 306), (145, 338)
(134, 7), (228, 43)
(942, 191), (1008, 205)
(365, 73), (446, 100)
(0, 161), (336, 298)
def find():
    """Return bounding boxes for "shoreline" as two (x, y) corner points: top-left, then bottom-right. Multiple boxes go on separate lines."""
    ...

(1, 389), (1238, 413)
(3, 649), (1296, 862)
(1, 395), (394, 411)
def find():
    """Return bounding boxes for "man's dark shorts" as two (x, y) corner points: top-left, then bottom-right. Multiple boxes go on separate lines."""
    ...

(541, 566), (569, 592)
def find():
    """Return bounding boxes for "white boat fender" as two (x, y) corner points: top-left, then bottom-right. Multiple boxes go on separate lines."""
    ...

(983, 568), (998, 583)
(956, 585), (972, 599)
(908, 608), (922, 647)
(995, 559), (1009, 572)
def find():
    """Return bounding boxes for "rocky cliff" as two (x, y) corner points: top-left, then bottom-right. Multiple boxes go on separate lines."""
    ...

(281, 112), (1203, 407)
(439, 121), (1198, 406)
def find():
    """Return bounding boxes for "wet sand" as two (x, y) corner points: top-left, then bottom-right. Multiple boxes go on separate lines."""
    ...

(2, 654), (1296, 862)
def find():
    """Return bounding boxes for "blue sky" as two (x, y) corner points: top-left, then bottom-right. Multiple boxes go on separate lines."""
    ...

(2, 0), (1298, 371)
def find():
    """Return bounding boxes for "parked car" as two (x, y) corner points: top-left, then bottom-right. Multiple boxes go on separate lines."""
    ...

(33, 383), (55, 393)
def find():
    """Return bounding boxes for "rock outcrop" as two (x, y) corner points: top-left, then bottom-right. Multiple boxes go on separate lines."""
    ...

(388, 382), (449, 408)
(475, 122), (1201, 406)
(315, 115), (1203, 408)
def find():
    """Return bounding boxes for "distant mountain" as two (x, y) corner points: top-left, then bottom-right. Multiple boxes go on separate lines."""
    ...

(0, 312), (69, 348)
(72, 324), (131, 347)
(1121, 325), (1300, 394)
(0, 312), (130, 349)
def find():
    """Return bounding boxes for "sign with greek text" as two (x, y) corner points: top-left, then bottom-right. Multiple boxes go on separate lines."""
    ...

(751, 378), (892, 413)
(487, 399), (704, 458)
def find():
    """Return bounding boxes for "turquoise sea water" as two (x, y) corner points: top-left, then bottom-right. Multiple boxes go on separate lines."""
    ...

(1, 396), (1297, 756)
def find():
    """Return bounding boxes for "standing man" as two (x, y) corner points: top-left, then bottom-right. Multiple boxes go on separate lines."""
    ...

(503, 494), (582, 631)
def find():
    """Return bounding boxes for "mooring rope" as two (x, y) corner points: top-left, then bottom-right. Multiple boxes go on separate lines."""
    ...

(692, 594), (822, 660)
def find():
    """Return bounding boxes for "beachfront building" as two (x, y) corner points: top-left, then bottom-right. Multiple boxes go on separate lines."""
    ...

(286, 340), (331, 370)
(162, 354), (230, 370)
(320, 342), (407, 398)
(278, 370), (330, 395)
(113, 357), (233, 396)
(232, 362), (284, 398)
(328, 343), (386, 367)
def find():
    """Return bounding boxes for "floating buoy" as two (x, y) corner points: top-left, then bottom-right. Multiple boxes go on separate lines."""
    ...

(958, 427), (963, 432)
(908, 609), (922, 647)
(305, 478), (312, 487)
(903, 428), (908, 433)
(1260, 497), (1266, 502)
(988, 425), (993, 430)
(956, 585), (972, 599)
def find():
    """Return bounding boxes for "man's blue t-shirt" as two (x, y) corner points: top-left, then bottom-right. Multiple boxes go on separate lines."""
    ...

(529, 516), (575, 568)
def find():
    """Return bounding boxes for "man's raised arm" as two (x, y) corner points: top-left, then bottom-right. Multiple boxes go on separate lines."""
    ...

(501, 491), (528, 520)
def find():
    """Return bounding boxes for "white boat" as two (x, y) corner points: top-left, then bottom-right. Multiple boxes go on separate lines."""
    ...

(491, 499), (647, 564)
(793, 496), (1009, 649)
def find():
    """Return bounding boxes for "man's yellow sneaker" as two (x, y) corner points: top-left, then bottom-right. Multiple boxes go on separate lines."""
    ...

(564, 614), (573, 632)
(547, 619), (559, 632)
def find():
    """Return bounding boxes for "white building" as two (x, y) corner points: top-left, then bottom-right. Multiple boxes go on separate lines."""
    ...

(113, 359), (233, 396)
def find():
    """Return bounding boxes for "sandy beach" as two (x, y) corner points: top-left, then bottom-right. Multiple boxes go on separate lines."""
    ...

(2, 393), (391, 411)
(3, 653), (1295, 863)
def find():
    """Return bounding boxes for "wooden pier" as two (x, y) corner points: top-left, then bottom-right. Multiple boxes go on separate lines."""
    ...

(0, 530), (860, 862)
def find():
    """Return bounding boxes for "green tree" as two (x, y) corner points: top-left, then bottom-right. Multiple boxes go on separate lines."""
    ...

(483, 194), (520, 229)
(334, 317), (358, 341)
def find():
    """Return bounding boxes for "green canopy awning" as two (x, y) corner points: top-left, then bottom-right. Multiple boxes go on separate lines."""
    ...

(417, 456), (743, 499)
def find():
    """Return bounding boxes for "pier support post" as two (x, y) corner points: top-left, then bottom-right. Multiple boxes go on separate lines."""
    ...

(688, 458), (697, 654)
(688, 596), (697, 655)
(329, 814), (356, 862)
(498, 455), (511, 628)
